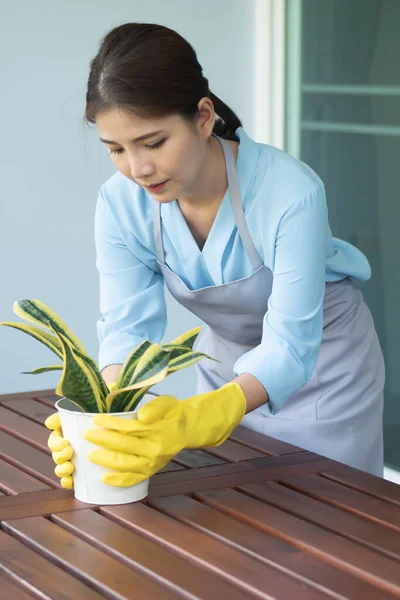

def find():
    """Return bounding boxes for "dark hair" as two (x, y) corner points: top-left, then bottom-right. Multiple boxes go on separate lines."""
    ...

(85, 23), (242, 141)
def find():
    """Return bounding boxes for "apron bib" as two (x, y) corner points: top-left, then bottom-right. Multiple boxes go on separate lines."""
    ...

(153, 136), (385, 476)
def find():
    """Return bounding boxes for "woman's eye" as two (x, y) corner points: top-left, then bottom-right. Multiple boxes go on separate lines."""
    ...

(146, 139), (166, 150)
(109, 148), (124, 156)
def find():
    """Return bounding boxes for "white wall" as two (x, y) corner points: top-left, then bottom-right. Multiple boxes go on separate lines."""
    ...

(0, 0), (257, 397)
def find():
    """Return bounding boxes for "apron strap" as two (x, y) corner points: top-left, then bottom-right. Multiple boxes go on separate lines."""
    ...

(153, 197), (164, 263)
(216, 135), (263, 271)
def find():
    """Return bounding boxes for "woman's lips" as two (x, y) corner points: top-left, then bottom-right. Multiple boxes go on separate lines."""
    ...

(144, 180), (169, 194)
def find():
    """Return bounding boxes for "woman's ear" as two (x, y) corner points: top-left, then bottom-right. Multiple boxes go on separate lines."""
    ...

(196, 97), (216, 139)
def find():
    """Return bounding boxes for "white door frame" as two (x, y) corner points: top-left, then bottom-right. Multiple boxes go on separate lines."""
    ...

(253, 0), (286, 149)
(254, 0), (398, 483)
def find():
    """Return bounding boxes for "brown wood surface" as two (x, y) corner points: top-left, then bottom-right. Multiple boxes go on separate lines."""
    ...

(0, 571), (39, 600)
(1, 388), (400, 599)
(3, 517), (180, 599)
(101, 502), (330, 599)
(149, 493), (400, 600)
(0, 531), (105, 599)
(197, 488), (400, 596)
(0, 458), (51, 495)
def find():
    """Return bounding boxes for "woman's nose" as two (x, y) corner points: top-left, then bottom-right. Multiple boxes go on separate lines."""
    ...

(128, 155), (155, 180)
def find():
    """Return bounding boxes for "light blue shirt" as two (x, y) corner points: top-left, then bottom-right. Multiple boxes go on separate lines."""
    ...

(95, 128), (371, 411)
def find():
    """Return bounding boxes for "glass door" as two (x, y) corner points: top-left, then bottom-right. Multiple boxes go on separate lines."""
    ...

(285, 0), (400, 470)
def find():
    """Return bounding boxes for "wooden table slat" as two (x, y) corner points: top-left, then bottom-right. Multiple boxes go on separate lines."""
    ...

(32, 393), (60, 408)
(0, 530), (105, 599)
(0, 431), (59, 487)
(230, 425), (304, 455)
(322, 468), (400, 507)
(0, 406), (50, 453)
(158, 460), (187, 473)
(0, 572), (37, 600)
(101, 502), (332, 600)
(0, 398), (55, 425)
(203, 439), (267, 462)
(0, 489), (86, 521)
(174, 448), (227, 468)
(52, 508), (256, 600)
(0, 459), (51, 496)
(149, 455), (340, 498)
(197, 488), (400, 597)
(281, 473), (400, 531)
(241, 481), (400, 561)
(0, 389), (55, 403)
(151, 493), (400, 600)
(2, 516), (179, 599)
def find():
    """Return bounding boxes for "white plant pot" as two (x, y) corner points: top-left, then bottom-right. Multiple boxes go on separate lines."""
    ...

(55, 393), (155, 505)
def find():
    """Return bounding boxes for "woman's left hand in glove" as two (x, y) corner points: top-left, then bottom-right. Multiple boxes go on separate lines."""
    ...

(83, 381), (246, 487)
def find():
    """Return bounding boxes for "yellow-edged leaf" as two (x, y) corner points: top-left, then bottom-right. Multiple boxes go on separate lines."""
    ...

(74, 348), (110, 401)
(107, 387), (148, 413)
(122, 388), (149, 412)
(167, 350), (220, 373)
(54, 330), (106, 413)
(168, 327), (202, 349)
(129, 344), (171, 386)
(0, 322), (63, 359)
(116, 340), (152, 389)
(13, 299), (87, 354)
(21, 366), (62, 375)
(105, 363), (169, 410)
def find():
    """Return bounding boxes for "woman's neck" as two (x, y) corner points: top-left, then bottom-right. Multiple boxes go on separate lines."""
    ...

(178, 135), (239, 212)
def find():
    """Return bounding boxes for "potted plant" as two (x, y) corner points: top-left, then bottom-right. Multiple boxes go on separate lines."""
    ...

(1, 299), (216, 504)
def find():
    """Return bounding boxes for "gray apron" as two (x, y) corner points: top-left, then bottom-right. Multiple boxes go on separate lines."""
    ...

(153, 136), (385, 476)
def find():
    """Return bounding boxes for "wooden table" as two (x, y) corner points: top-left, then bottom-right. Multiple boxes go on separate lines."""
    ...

(0, 389), (400, 599)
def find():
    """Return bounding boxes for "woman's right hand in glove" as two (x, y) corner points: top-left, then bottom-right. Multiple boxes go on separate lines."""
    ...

(45, 412), (74, 489)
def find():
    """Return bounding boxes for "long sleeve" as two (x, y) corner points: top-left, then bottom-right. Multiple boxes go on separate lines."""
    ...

(95, 188), (167, 371)
(234, 183), (329, 414)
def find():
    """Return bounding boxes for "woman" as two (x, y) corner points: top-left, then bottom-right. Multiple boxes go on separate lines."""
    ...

(46, 23), (385, 488)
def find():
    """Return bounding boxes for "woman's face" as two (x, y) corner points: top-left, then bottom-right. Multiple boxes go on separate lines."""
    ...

(96, 106), (213, 203)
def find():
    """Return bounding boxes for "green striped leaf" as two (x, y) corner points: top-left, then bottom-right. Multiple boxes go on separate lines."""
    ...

(116, 340), (152, 389)
(168, 327), (202, 350)
(106, 386), (148, 413)
(105, 362), (170, 411)
(105, 344), (171, 412)
(0, 322), (63, 359)
(160, 343), (193, 360)
(54, 330), (106, 413)
(74, 349), (110, 401)
(122, 388), (149, 412)
(129, 344), (171, 386)
(167, 350), (220, 373)
(21, 366), (63, 375)
(13, 299), (87, 355)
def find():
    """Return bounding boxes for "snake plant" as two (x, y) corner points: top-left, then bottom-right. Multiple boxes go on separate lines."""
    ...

(1, 299), (217, 413)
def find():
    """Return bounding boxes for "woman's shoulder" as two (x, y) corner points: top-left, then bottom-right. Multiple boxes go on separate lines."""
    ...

(99, 171), (155, 227)
(97, 171), (156, 254)
(101, 171), (149, 211)
(239, 129), (325, 214)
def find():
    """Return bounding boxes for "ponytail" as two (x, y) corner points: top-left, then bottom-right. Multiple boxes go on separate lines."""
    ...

(209, 92), (242, 141)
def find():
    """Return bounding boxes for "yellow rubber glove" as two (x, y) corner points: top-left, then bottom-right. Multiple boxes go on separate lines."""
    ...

(44, 380), (118, 489)
(45, 412), (74, 489)
(84, 381), (246, 487)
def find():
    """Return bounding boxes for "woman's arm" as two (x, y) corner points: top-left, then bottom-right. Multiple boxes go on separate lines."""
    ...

(95, 186), (167, 373)
(101, 364), (123, 386)
(233, 184), (328, 415)
(234, 373), (269, 414)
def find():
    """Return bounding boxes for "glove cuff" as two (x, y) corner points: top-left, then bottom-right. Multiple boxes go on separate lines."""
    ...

(183, 382), (247, 449)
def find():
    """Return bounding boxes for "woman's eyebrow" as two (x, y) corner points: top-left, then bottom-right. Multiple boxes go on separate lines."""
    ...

(99, 130), (165, 145)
